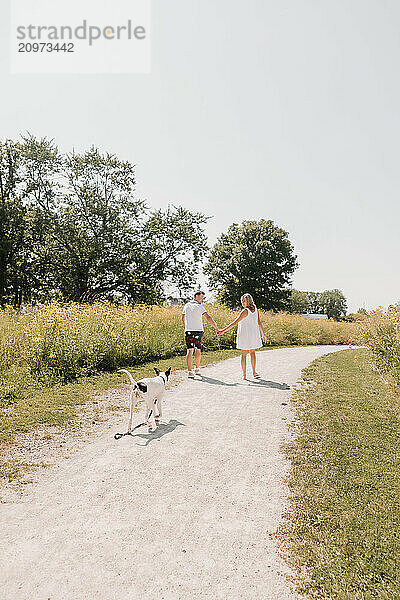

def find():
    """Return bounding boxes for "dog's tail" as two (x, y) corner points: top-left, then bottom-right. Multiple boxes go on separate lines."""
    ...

(118, 369), (138, 389)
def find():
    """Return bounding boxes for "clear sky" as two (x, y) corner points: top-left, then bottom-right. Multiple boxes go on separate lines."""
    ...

(1, 0), (399, 312)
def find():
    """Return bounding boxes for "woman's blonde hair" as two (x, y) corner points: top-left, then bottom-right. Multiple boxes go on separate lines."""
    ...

(241, 293), (256, 312)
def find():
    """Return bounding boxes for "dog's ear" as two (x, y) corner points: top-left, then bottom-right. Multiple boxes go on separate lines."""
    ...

(154, 368), (160, 375)
(165, 367), (171, 379)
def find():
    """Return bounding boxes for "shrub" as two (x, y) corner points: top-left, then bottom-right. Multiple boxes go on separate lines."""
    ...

(363, 308), (400, 384)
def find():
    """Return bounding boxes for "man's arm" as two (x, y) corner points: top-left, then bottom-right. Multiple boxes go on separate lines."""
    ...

(204, 312), (218, 331)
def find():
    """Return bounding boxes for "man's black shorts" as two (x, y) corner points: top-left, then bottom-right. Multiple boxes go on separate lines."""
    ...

(185, 331), (204, 350)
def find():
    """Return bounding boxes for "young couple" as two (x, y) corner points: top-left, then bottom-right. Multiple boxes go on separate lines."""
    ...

(181, 291), (267, 380)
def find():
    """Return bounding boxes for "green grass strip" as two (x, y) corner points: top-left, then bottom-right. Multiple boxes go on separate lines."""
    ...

(281, 348), (400, 600)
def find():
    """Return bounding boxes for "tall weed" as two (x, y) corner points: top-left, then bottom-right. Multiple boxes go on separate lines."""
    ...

(363, 308), (400, 383)
(0, 302), (361, 383)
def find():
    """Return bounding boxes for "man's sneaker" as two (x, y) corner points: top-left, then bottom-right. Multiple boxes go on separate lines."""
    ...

(188, 370), (195, 378)
(194, 368), (201, 375)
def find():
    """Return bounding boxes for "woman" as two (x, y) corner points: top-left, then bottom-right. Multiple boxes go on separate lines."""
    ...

(218, 293), (267, 379)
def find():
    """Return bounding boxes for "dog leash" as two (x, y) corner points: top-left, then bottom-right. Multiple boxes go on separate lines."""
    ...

(114, 411), (152, 440)
(114, 403), (156, 440)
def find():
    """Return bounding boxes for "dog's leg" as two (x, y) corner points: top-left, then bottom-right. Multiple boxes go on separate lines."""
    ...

(155, 394), (163, 425)
(127, 388), (137, 434)
(145, 401), (152, 433)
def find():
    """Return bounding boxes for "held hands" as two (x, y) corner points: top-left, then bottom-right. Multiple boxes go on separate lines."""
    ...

(261, 332), (267, 344)
(214, 322), (229, 335)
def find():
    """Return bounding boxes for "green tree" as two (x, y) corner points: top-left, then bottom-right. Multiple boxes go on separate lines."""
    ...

(320, 289), (347, 320)
(19, 135), (63, 304)
(49, 148), (144, 301)
(289, 289), (310, 313)
(0, 137), (210, 305)
(0, 139), (25, 306)
(204, 219), (298, 310)
(126, 206), (209, 304)
(307, 291), (323, 313)
(53, 153), (208, 303)
(0, 135), (62, 306)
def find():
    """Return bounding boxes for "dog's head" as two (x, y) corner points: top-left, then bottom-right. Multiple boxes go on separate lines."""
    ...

(154, 367), (171, 381)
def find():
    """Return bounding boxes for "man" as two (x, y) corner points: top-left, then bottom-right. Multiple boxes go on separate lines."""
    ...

(181, 291), (218, 378)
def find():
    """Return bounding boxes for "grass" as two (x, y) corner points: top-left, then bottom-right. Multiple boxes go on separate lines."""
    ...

(281, 348), (400, 600)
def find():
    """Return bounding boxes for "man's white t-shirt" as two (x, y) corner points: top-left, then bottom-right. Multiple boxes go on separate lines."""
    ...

(182, 300), (206, 331)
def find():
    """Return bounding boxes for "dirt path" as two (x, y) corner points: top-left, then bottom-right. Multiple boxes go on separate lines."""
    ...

(0, 346), (346, 600)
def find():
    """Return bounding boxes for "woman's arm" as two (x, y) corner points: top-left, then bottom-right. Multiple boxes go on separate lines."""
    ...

(258, 312), (267, 343)
(218, 309), (248, 334)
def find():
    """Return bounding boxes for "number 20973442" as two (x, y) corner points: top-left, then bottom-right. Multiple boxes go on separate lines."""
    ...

(18, 42), (74, 52)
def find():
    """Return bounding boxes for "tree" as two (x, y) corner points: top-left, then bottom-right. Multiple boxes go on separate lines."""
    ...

(48, 148), (144, 301)
(0, 136), (210, 305)
(288, 289), (348, 318)
(319, 289), (347, 320)
(52, 152), (208, 303)
(307, 291), (323, 314)
(18, 135), (63, 304)
(204, 219), (298, 310)
(288, 289), (310, 314)
(0, 135), (62, 306)
(0, 139), (25, 306)
(125, 206), (209, 304)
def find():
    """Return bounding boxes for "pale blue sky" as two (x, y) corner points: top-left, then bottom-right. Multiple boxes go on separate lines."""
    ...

(1, 0), (400, 311)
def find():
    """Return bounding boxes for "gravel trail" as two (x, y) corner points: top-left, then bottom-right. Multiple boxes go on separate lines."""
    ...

(0, 346), (346, 600)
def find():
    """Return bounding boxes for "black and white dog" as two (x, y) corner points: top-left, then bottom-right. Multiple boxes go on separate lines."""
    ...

(119, 367), (171, 433)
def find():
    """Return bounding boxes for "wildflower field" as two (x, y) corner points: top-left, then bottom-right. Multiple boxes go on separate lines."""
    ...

(0, 302), (361, 387)
(363, 307), (400, 384)
(0, 302), (361, 479)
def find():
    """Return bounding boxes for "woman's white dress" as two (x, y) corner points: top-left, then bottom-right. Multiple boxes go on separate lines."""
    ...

(236, 307), (262, 350)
